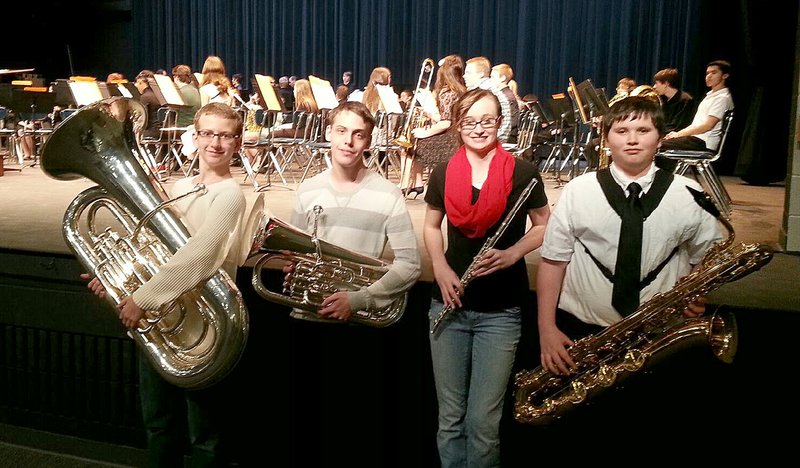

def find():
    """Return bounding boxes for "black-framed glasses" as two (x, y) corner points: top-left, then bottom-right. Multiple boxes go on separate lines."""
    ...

(459, 116), (500, 131)
(196, 130), (241, 142)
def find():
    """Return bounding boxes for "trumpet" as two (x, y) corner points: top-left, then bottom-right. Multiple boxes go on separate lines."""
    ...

(393, 58), (435, 148)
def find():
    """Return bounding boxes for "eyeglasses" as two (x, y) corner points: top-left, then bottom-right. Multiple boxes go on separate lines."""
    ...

(196, 130), (241, 142)
(459, 116), (500, 131)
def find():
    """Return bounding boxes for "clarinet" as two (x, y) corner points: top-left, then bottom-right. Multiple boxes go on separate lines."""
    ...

(430, 177), (539, 334)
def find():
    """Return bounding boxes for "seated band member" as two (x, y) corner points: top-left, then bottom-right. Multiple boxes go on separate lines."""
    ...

(424, 88), (550, 468)
(652, 67), (696, 133)
(172, 64), (201, 128)
(198, 55), (236, 107)
(537, 96), (722, 376)
(463, 56), (519, 143)
(661, 60), (733, 152)
(134, 69), (162, 140)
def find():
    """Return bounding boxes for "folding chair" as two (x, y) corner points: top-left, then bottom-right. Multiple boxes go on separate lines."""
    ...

(657, 110), (734, 218)
(299, 110), (331, 184)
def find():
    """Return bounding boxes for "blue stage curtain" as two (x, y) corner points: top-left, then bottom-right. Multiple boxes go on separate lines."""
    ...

(131, 0), (703, 99)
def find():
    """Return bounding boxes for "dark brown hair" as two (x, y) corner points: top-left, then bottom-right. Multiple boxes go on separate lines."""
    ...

(326, 101), (376, 137)
(602, 96), (665, 138)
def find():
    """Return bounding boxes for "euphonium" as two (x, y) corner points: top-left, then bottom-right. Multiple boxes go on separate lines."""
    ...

(247, 206), (407, 327)
(393, 58), (436, 149)
(514, 188), (773, 425)
(40, 97), (249, 389)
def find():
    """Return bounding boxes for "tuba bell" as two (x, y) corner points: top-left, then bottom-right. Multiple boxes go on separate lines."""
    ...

(246, 206), (407, 327)
(40, 97), (249, 389)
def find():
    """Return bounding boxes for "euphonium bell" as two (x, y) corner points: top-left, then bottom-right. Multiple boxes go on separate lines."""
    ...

(40, 97), (249, 389)
(246, 206), (407, 327)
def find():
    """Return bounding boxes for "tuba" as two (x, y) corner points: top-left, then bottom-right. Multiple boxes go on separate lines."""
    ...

(40, 97), (249, 389)
(393, 58), (436, 149)
(514, 188), (773, 425)
(246, 206), (407, 327)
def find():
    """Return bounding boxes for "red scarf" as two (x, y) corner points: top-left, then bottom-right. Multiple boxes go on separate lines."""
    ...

(444, 142), (516, 239)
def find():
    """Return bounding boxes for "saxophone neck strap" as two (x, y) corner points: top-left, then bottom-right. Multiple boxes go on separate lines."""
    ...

(577, 239), (680, 290)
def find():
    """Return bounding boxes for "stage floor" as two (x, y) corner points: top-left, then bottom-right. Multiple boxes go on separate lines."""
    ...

(1, 160), (796, 310)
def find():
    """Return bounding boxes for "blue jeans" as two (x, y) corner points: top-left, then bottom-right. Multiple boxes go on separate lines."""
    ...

(428, 299), (521, 468)
(138, 353), (221, 468)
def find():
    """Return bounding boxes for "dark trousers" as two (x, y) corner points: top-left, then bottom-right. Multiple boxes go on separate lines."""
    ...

(555, 308), (605, 341)
(138, 353), (222, 468)
(656, 136), (707, 172)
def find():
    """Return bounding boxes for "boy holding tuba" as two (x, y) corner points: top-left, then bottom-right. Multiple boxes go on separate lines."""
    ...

(83, 102), (247, 466)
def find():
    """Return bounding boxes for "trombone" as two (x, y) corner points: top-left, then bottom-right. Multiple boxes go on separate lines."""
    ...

(394, 58), (436, 148)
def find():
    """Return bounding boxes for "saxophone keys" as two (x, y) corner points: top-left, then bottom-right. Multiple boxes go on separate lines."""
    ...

(622, 349), (647, 371)
(596, 364), (617, 387)
(568, 381), (588, 403)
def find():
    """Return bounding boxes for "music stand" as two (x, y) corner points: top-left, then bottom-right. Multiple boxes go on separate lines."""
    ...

(117, 82), (140, 100)
(546, 94), (574, 125)
(68, 81), (104, 107)
(375, 84), (403, 114)
(568, 77), (589, 125)
(253, 74), (285, 112)
(308, 75), (338, 110)
(148, 75), (187, 108)
(9, 87), (55, 121)
(576, 78), (609, 119)
(528, 100), (552, 125)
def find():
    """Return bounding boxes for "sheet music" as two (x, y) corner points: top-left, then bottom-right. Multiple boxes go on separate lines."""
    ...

(309, 75), (339, 110)
(254, 74), (283, 111)
(194, 73), (204, 85)
(68, 81), (104, 106)
(376, 84), (403, 114)
(152, 74), (186, 106)
(117, 84), (133, 98)
(415, 88), (437, 116)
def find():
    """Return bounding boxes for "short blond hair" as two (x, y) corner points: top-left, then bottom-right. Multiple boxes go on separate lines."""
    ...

(466, 57), (491, 77)
(491, 64), (513, 83)
(193, 102), (243, 136)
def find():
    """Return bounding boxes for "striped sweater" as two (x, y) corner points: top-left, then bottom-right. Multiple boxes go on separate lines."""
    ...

(291, 169), (421, 312)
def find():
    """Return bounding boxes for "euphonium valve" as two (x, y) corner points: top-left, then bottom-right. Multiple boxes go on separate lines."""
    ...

(40, 98), (249, 389)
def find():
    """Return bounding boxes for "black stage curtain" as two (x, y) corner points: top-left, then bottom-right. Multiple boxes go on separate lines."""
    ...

(130, 0), (703, 99)
(5, 0), (794, 181)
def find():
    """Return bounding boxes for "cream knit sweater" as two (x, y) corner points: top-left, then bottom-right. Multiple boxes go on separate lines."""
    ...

(132, 177), (246, 311)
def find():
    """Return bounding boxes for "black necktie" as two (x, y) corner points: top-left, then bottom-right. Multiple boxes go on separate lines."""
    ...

(612, 182), (644, 316)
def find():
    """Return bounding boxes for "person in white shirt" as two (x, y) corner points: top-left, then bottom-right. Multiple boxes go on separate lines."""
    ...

(660, 60), (733, 152)
(537, 96), (722, 376)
